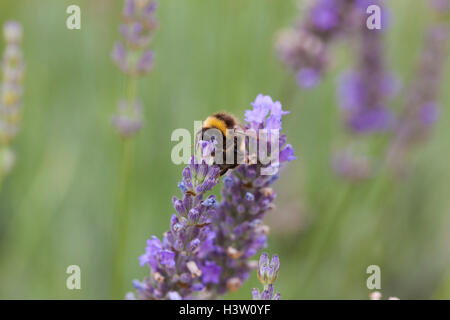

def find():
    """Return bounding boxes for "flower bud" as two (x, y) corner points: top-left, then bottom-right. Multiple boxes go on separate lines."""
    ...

(257, 253), (280, 286)
(188, 208), (199, 221)
(172, 197), (185, 215)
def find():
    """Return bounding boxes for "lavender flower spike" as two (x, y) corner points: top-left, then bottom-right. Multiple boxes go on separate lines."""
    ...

(112, 0), (158, 77)
(337, 2), (397, 134)
(276, 0), (357, 89)
(202, 95), (295, 297)
(252, 252), (281, 300)
(387, 22), (449, 171)
(130, 150), (220, 299)
(111, 100), (143, 138)
(0, 21), (25, 176)
(111, 0), (158, 138)
(130, 95), (295, 299)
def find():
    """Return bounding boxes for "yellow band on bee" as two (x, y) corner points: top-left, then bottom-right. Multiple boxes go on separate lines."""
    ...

(203, 116), (228, 136)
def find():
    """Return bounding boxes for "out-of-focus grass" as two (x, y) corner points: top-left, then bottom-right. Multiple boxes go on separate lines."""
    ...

(0, 0), (449, 299)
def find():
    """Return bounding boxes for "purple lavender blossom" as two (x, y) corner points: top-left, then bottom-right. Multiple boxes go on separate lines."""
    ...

(296, 68), (321, 89)
(112, 0), (158, 76)
(388, 24), (449, 170)
(0, 21), (24, 145)
(276, 0), (358, 89)
(336, 6), (397, 134)
(130, 154), (220, 300)
(332, 146), (372, 181)
(201, 261), (222, 284)
(0, 21), (24, 176)
(111, 100), (143, 138)
(331, 2), (397, 181)
(310, 0), (340, 31)
(419, 102), (439, 127)
(252, 252), (281, 300)
(276, 27), (327, 89)
(112, 0), (158, 138)
(130, 95), (295, 299)
(276, 0), (393, 90)
(193, 95), (294, 296)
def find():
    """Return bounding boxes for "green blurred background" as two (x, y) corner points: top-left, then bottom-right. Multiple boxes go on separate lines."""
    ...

(0, 0), (449, 299)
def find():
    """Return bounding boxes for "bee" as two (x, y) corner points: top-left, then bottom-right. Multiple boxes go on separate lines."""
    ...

(195, 112), (248, 176)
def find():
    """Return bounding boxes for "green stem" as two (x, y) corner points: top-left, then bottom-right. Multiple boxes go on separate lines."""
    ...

(0, 174), (4, 195)
(111, 76), (138, 299)
(300, 184), (354, 289)
(279, 75), (298, 107)
(127, 76), (138, 104)
(112, 138), (134, 298)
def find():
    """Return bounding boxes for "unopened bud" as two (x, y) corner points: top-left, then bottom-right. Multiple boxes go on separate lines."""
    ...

(257, 252), (280, 286)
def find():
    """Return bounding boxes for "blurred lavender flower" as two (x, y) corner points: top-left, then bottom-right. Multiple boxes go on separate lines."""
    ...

(252, 252), (281, 300)
(332, 1), (398, 181)
(130, 95), (295, 299)
(111, 0), (158, 138)
(276, 0), (357, 89)
(337, 3), (397, 134)
(0, 21), (25, 177)
(112, 0), (157, 76)
(431, 0), (450, 12)
(387, 24), (449, 171)
(332, 145), (372, 181)
(111, 100), (143, 138)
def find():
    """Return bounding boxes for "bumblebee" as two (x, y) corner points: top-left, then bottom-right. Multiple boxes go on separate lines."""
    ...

(196, 112), (247, 176)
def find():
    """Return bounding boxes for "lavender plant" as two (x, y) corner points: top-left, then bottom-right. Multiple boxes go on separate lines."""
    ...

(251, 252), (281, 300)
(111, 0), (158, 298)
(332, 1), (397, 180)
(276, 0), (358, 88)
(129, 95), (295, 299)
(0, 21), (24, 187)
(279, 1), (448, 180)
(387, 22), (449, 172)
(111, 0), (157, 137)
(336, 15), (396, 134)
(332, 145), (372, 181)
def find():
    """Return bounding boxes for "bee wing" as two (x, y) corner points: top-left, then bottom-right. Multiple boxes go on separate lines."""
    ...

(232, 128), (259, 144)
(230, 128), (259, 164)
